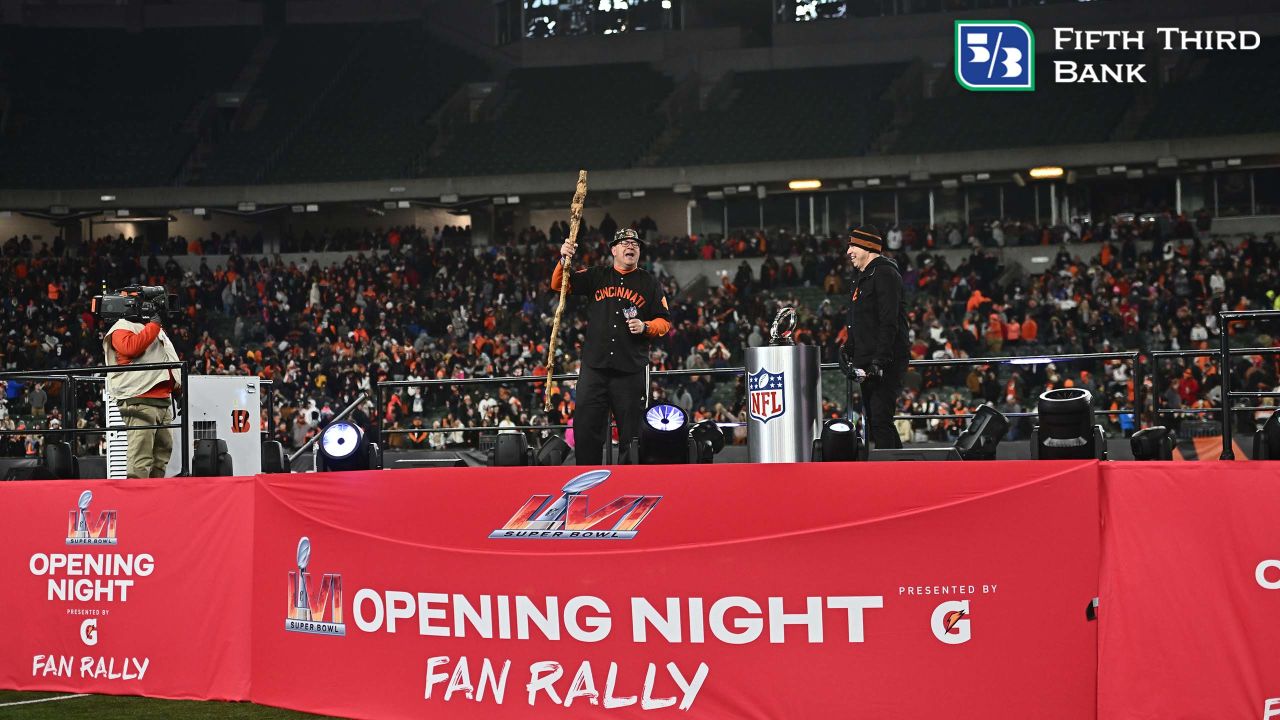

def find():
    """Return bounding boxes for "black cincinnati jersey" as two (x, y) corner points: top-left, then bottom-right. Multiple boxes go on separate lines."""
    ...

(565, 265), (671, 373)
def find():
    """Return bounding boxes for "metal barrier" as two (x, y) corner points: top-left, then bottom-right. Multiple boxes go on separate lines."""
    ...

(0, 362), (191, 475)
(1147, 309), (1280, 459)
(4, 319), (1272, 468)
(373, 349), (1146, 451)
(1218, 310), (1280, 459)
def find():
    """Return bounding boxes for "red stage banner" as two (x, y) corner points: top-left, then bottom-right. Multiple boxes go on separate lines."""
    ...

(1098, 463), (1280, 720)
(251, 461), (1100, 719)
(0, 477), (255, 700)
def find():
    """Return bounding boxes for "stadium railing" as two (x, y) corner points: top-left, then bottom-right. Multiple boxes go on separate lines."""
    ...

(373, 349), (1145, 453)
(0, 362), (191, 475)
(1148, 308), (1280, 459)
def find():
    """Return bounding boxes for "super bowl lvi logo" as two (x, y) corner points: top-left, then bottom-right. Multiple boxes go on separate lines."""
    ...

(286, 537), (345, 636)
(67, 490), (117, 546)
(490, 470), (661, 540)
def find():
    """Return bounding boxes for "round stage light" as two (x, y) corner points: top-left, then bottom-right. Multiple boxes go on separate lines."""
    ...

(320, 421), (362, 460)
(640, 403), (691, 465)
(1035, 388), (1103, 460)
(645, 403), (688, 432)
(317, 421), (380, 472)
(814, 417), (860, 462)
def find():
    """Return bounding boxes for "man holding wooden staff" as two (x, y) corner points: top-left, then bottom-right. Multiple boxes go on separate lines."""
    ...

(552, 227), (671, 465)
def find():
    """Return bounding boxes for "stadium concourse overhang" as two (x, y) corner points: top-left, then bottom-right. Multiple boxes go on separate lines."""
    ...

(2, 131), (1279, 216)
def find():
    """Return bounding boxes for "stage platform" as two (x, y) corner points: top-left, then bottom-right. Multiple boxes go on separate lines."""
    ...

(0, 431), (1257, 479)
(1, 460), (1276, 718)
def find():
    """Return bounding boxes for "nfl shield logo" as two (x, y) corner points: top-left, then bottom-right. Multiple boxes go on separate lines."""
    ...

(748, 368), (786, 424)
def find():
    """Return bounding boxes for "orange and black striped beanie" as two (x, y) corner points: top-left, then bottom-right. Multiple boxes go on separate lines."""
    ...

(848, 226), (883, 253)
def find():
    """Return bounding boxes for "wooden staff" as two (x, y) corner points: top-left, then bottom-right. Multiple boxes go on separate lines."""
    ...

(544, 169), (588, 411)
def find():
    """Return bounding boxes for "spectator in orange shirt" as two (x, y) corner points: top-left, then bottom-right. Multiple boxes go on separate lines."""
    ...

(1021, 315), (1039, 344)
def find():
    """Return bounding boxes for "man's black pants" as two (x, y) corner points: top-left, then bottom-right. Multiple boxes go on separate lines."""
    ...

(573, 364), (646, 465)
(862, 363), (906, 450)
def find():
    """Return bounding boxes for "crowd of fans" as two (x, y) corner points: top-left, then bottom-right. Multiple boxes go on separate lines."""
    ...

(1, 210), (1278, 461)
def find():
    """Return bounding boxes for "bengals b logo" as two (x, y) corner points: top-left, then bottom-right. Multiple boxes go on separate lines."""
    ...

(231, 409), (252, 434)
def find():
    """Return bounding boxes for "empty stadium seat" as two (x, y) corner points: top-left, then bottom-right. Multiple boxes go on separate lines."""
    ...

(426, 63), (673, 177)
(660, 63), (906, 166)
(0, 26), (257, 189)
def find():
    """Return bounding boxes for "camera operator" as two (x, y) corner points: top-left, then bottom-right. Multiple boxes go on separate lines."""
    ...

(102, 297), (181, 478)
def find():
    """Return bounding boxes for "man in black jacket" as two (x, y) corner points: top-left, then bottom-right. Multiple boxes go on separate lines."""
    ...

(554, 228), (672, 464)
(843, 226), (911, 449)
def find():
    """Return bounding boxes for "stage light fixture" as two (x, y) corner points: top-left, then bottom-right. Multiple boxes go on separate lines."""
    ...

(1130, 426), (1174, 461)
(261, 440), (288, 473)
(489, 433), (534, 467)
(536, 435), (572, 466)
(1255, 409), (1280, 460)
(42, 441), (80, 479)
(813, 417), (861, 462)
(689, 420), (725, 464)
(639, 403), (690, 465)
(192, 438), (233, 476)
(317, 421), (381, 472)
(954, 405), (1009, 460)
(1033, 388), (1105, 460)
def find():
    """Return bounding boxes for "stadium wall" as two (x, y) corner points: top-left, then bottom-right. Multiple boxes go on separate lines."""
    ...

(83, 236), (1178, 289)
(525, 197), (688, 241)
(4, 133), (1277, 211)
(0, 213), (61, 243)
(1210, 214), (1280, 236)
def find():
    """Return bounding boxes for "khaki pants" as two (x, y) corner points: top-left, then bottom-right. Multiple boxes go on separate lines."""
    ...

(120, 401), (173, 479)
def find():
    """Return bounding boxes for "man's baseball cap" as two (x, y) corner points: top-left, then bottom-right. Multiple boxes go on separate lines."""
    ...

(610, 228), (645, 247)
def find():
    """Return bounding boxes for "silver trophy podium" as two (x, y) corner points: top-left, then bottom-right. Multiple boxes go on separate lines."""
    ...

(745, 344), (821, 463)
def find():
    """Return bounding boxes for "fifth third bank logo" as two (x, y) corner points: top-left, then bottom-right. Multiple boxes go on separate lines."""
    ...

(955, 21), (1035, 92)
(285, 536), (345, 636)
